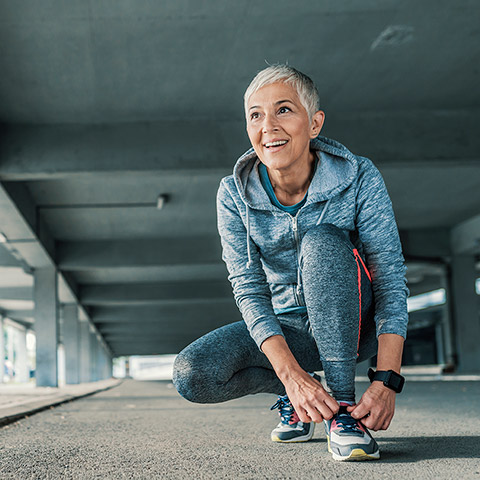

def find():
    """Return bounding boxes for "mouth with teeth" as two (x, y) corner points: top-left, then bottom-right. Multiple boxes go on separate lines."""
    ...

(264, 140), (288, 148)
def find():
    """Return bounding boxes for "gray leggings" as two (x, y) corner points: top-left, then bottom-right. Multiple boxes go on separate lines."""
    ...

(173, 224), (378, 403)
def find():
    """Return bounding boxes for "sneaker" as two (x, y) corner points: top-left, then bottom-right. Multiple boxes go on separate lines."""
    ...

(324, 404), (380, 461)
(270, 394), (315, 443)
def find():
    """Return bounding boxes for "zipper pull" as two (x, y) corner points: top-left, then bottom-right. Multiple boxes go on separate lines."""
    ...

(292, 216), (298, 232)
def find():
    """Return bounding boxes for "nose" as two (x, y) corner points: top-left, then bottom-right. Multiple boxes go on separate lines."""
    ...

(262, 112), (279, 133)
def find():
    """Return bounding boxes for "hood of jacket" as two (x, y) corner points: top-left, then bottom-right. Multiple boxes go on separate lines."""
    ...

(232, 135), (359, 211)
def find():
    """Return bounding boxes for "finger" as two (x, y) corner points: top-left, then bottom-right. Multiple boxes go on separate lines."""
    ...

(302, 401), (324, 423)
(350, 402), (370, 420)
(324, 397), (340, 414)
(315, 402), (336, 421)
(362, 415), (374, 430)
(368, 417), (378, 432)
(294, 405), (311, 423)
(306, 407), (324, 424)
(370, 411), (388, 431)
(381, 415), (393, 431)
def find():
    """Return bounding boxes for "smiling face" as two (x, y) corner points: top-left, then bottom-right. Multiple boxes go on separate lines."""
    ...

(246, 82), (324, 174)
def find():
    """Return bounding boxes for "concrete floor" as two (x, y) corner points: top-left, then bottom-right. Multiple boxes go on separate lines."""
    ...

(1, 379), (479, 479)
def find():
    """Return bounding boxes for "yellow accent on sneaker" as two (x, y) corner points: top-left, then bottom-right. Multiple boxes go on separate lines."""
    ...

(326, 435), (380, 461)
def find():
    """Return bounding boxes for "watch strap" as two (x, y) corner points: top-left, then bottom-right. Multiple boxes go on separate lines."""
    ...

(367, 368), (405, 393)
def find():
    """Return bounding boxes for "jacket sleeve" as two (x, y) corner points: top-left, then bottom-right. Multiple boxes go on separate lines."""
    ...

(217, 178), (285, 349)
(355, 158), (409, 339)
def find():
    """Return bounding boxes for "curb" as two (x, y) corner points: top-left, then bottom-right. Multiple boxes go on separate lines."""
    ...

(0, 378), (123, 427)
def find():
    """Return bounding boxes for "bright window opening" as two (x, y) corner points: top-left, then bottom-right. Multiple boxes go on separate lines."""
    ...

(407, 288), (446, 313)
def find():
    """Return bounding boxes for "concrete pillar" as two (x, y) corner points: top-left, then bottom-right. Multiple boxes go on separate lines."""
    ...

(0, 316), (4, 383)
(57, 343), (66, 387)
(34, 267), (58, 387)
(451, 254), (480, 373)
(94, 338), (101, 381)
(102, 347), (108, 379)
(15, 326), (29, 383)
(99, 342), (104, 380)
(89, 330), (97, 382)
(104, 349), (112, 379)
(79, 320), (90, 383)
(108, 353), (113, 378)
(63, 304), (80, 384)
(100, 349), (106, 380)
(97, 345), (103, 380)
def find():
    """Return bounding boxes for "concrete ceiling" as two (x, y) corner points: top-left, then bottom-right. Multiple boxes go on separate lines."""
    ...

(0, 1), (479, 356)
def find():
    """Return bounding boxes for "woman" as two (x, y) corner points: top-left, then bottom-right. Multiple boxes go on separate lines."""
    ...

(173, 65), (408, 461)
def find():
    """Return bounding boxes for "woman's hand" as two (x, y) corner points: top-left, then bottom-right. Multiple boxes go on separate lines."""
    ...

(283, 369), (339, 423)
(347, 382), (396, 431)
(260, 335), (339, 423)
(348, 333), (404, 431)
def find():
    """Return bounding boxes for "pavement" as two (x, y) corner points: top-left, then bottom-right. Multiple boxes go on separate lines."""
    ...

(1, 378), (480, 479)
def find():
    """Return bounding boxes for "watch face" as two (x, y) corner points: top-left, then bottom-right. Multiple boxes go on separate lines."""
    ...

(389, 373), (405, 392)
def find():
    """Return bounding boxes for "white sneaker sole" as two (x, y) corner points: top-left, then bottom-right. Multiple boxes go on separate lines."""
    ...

(327, 436), (380, 461)
(271, 422), (315, 443)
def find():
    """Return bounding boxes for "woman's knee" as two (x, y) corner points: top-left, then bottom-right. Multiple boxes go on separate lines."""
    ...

(172, 346), (212, 403)
(302, 223), (348, 248)
(301, 224), (352, 263)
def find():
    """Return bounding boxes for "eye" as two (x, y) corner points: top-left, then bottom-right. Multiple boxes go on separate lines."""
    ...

(250, 112), (260, 120)
(278, 106), (291, 114)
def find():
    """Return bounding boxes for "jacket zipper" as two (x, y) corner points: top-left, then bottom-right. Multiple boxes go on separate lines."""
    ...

(290, 214), (305, 306)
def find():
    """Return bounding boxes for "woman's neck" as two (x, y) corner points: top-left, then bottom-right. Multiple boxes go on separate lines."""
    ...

(267, 151), (316, 206)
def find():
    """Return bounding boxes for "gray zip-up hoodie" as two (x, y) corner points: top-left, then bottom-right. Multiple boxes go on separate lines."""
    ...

(217, 135), (409, 349)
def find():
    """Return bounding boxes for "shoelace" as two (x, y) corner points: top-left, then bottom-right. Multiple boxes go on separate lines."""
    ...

(334, 407), (363, 434)
(270, 395), (296, 425)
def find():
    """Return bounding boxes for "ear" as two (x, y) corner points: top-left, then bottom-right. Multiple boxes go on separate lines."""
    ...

(309, 110), (325, 139)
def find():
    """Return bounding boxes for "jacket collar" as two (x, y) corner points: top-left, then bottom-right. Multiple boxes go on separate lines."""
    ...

(233, 135), (358, 211)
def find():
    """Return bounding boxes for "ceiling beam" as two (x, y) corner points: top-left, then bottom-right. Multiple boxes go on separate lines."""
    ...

(400, 228), (451, 259)
(0, 287), (32, 301)
(97, 316), (232, 335)
(80, 280), (232, 305)
(102, 325), (221, 340)
(91, 301), (239, 323)
(4, 309), (34, 321)
(451, 213), (480, 255)
(109, 340), (198, 356)
(1, 110), (479, 180)
(0, 122), (236, 180)
(57, 237), (222, 270)
(0, 246), (23, 267)
(112, 347), (184, 356)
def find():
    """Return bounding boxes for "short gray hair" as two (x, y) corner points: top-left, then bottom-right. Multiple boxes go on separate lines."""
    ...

(244, 65), (320, 121)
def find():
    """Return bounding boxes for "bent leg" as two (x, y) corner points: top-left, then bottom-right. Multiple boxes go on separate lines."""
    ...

(301, 224), (377, 402)
(173, 321), (280, 403)
(173, 316), (322, 404)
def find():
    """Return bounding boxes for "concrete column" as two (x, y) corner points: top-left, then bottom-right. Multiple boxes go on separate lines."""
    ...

(99, 342), (104, 380)
(15, 326), (29, 383)
(95, 338), (101, 381)
(79, 320), (90, 383)
(63, 304), (80, 384)
(0, 316), (4, 384)
(103, 351), (112, 379)
(451, 254), (480, 373)
(97, 345), (103, 380)
(100, 349), (106, 380)
(89, 330), (97, 382)
(34, 267), (58, 387)
(108, 353), (113, 378)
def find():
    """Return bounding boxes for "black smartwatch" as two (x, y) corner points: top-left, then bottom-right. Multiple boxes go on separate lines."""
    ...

(367, 368), (405, 393)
